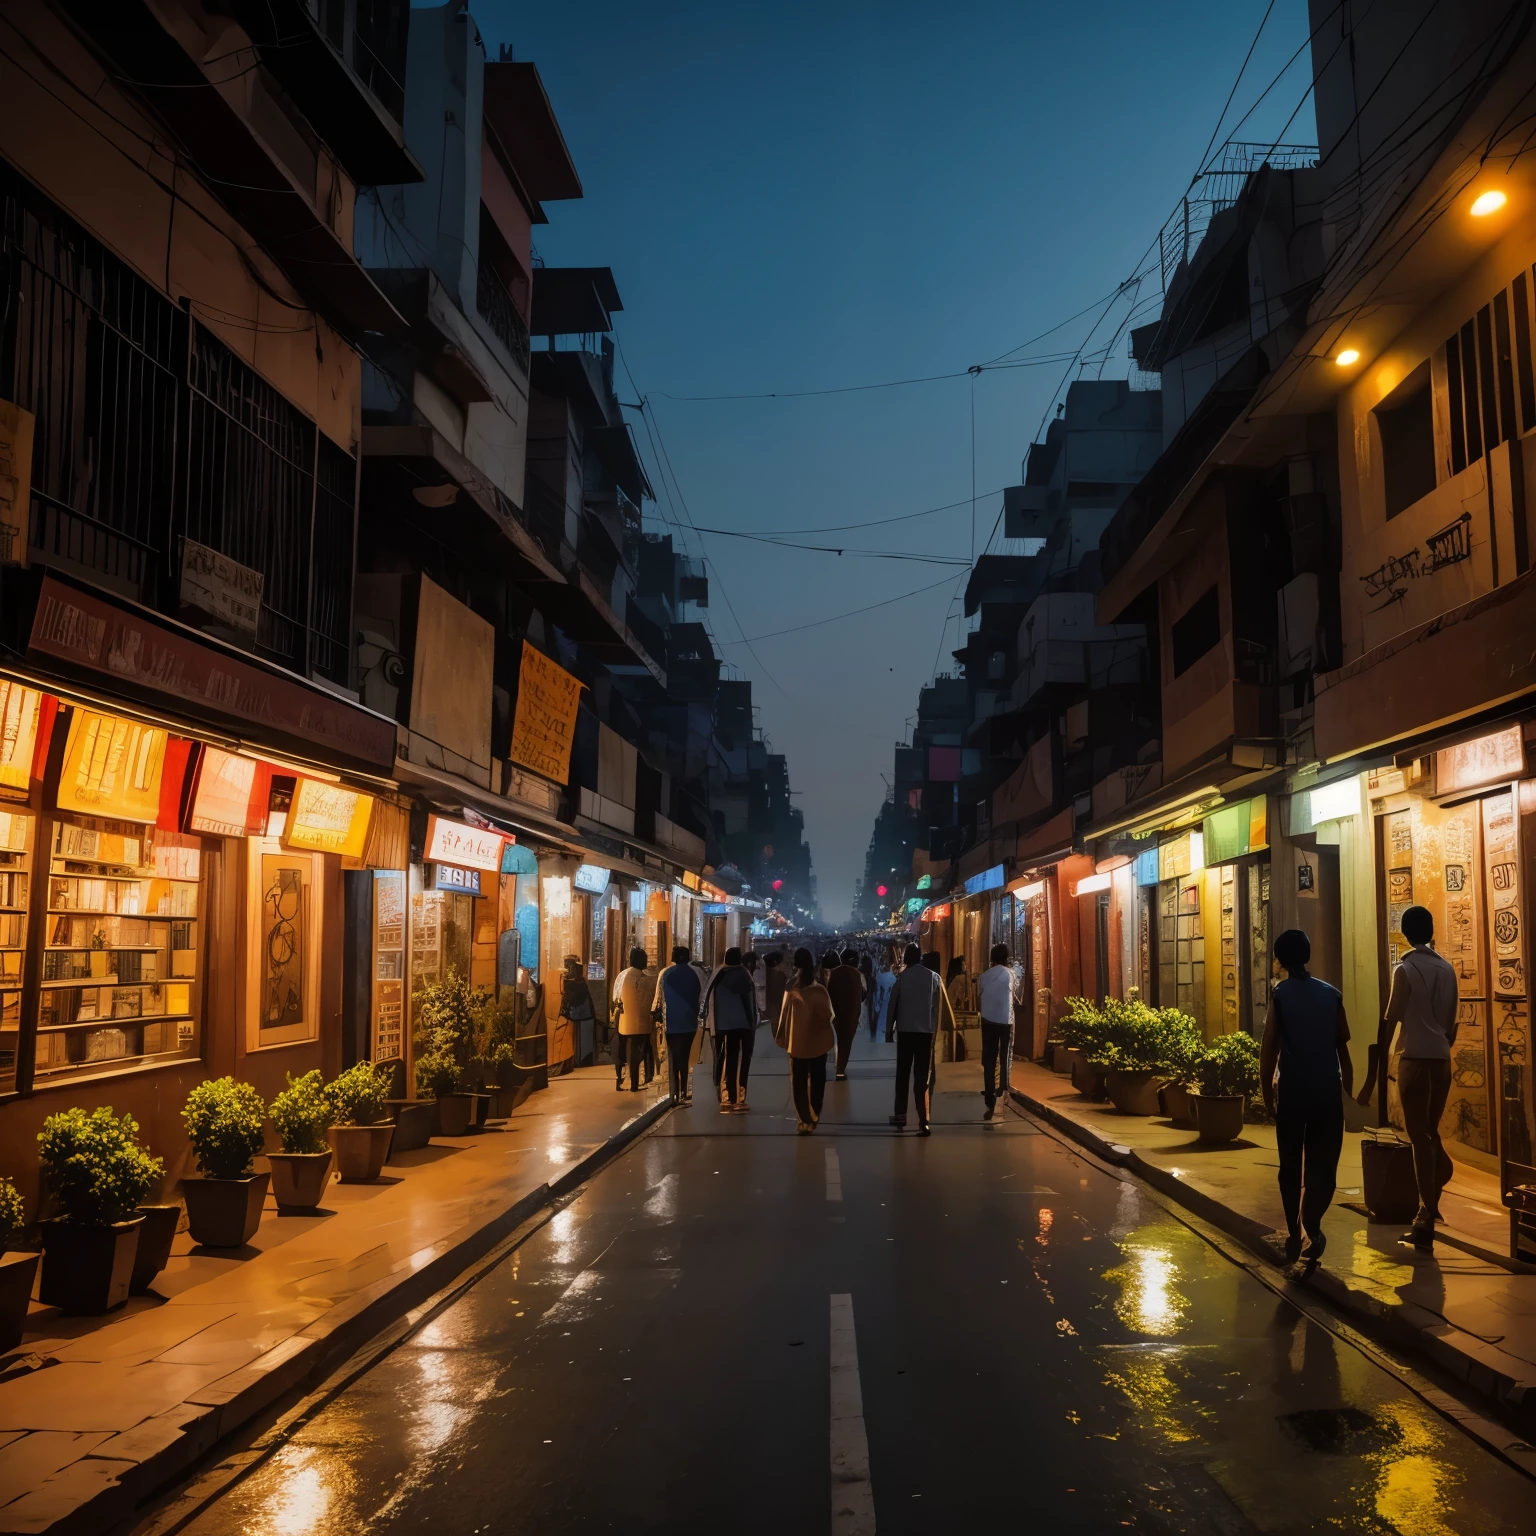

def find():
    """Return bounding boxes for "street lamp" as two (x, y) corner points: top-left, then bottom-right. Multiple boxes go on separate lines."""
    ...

(1470, 190), (1508, 217)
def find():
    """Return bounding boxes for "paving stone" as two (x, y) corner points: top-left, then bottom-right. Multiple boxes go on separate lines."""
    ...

(88, 1403), (208, 1468)
(0, 1456), (135, 1533)
(0, 1435), (109, 1509)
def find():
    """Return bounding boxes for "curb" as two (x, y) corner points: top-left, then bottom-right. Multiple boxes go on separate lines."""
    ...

(1010, 1084), (1536, 1415)
(15, 1096), (673, 1536)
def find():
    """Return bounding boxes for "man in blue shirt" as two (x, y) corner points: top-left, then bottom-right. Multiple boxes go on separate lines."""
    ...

(1259, 928), (1353, 1277)
(654, 945), (703, 1104)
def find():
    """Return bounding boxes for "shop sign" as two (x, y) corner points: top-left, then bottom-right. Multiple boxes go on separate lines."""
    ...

(702, 902), (731, 915)
(430, 862), (482, 896)
(1203, 797), (1269, 863)
(1074, 872), (1111, 897)
(0, 400), (33, 568)
(915, 874), (932, 891)
(179, 538), (262, 637)
(0, 682), (46, 791)
(543, 874), (573, 918)
(186, 747), (271, 837)
(903, 897), (926, 915)
(424, 813), (505, 872)
(371, 869), (405, 1062)
(283, 779), (374, 858)
(1158, 830), (1204, 882)
(573, 863), (611, 894)
(923, 903), (952, 921)
(1134, 848), (1160, 886)
(56, 709), (167, 823)
(682, 870), (703, 891)
(963, 863), (1005, 896)
(1436, 726), (1524, 796)
(28, 576), (396, 769)
(509, 640), (582, 784)
(1308, 778), (1360, 825)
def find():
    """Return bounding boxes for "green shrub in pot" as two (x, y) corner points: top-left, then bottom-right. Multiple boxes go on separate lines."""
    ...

(36, 1107), (162, 1313)
(1195, 1031), (1261, 1099)
(326, 1062), (393, 1127)
(0, 1177), (31, 1349)
(0, 1178), (22, 1248)
(271, 1071), (334, 1155)
(326, 1063), (396, 1182)
(182, 1077), (267, 1180)
(1056, 997), (1105, 1056)
(414, 1050), (460, 1100)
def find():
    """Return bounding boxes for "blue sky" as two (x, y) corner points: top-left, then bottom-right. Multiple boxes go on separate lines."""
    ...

(472, 0), (1314, 921)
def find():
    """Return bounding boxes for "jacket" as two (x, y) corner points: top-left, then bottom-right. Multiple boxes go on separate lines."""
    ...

(614, 966), (654, 1036)
(703, 964), (758, 1033)
(887, 964), (942, 1035)
(776, 981), (835, 1058)
(826, 964), (866, 1027)
(654, 962), (703, 1034)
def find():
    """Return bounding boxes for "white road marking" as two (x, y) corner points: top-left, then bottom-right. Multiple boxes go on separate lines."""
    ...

(825, 1146), (843, 1201)
(829, 1292), (876, 1534)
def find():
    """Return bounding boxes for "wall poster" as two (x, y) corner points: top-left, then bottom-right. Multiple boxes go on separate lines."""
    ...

(372, 869), (405, 1064)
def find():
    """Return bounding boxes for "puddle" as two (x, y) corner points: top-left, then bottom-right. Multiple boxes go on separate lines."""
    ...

(1277, 1405), (1404, 1455)
(1102, 1222), (1191, 1337)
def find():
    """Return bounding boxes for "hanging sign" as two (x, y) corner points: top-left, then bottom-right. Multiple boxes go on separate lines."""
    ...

(282, 779), (374, 857)
(430, 862), (482, 896)
(0, 682), (45, 791)
(56, 709), (166, 823)
(1436, 726), (1524, 796)
(0, 400), (33, 568)
(573, 863), (611, 894)
(509, 640), (582, 784)
(424, 813), (505, 872)
(186, 747), (272, 837)
(179, 538), (263, 637)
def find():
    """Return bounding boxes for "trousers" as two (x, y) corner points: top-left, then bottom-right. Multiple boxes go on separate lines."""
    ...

(792, 1055), (827, 1126)
(615, 1033), (647, 1090)
(715, 1030), (754, 1103)
(893, 1032), (933, 1126)
(1275, 1104), (1345, 1240)
(666, 1032), (694, 1101)
(833, 1016), (859, 1076)
(981, 1023), (1013, 1107)
(1399, 1056), (1454, 1226)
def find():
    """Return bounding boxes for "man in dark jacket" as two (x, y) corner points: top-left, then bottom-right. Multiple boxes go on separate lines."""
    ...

(826, 948), (867, 1081)
(654, 945), (703, 1104)
(703, 947), (758, 1112)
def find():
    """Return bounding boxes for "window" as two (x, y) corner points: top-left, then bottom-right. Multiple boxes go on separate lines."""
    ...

(1375, 362), (1435, 518)
(1170, 586), (1221, 677)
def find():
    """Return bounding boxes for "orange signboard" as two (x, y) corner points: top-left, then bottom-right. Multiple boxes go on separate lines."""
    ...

(509, 640), (582, 784)
(56, 709), (167, 823)
(282, 779), (375, 858)
(186, 747), (271, 837)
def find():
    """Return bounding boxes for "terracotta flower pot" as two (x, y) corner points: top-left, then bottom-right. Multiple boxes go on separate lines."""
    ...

(0, 1251), (39, 1350)
(182, 1173), (270, 1249)
(130, 1203), (181, 1293)
(329, 1123), (395, 1182)
(383, 1101), (435, 1156)
(434, 1093), (474, 1137)
(1106, 1069), (1165, 1116)
(268, 1152), (334, 1213)
(1158, 1082), (1194, 1127)
(1068, 1049), (1107, 1100)
(39, 1217), (143, 1315)
(1191, 1092), (1246, 1143)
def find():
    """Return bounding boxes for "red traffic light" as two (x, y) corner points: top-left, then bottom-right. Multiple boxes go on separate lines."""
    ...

(876, 884), (888, 897)
(772, 879), (783, 891)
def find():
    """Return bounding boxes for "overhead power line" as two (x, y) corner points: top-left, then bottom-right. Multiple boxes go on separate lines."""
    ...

(715, 573), (961, 644)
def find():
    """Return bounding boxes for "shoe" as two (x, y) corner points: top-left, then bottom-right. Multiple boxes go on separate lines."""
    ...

(682, 1092), (693, 1106)
(1305, 1231), (1327, 1266)
(720, 1101), (733, 1114)
(1402, 1225), (1434, 1251)
(917, 1125), (932, 1137)
(616, 1080), (625, 1092)
(1283, 1233), (1303, 1265)
(889, 1115), (906, 1132)
(733, 1099), (749, 1113)
(983, 1103), (995, 1121)
(797, 1122), (812, 1135)
(835, 1072), (847, 1081)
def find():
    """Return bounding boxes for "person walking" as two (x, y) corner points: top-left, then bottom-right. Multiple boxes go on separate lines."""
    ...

(945, 955), (971, 1016)
(887, 942), (941, 1134)
(703, 946), (758, 1112)
(558, 955), (597, 1066)
(826, 947), (867, 1081)
(775, 946), (834, 1133)
(612, 947), (653, 1093)
(1371, 905), (1458, 1249)
(654, 945), (703, 1105)
(976, 943), (1020, 1120)
(1259, 929), (1353, 1275)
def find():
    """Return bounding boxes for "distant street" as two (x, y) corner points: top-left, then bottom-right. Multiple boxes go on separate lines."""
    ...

(176, 1037), (1532, 1535)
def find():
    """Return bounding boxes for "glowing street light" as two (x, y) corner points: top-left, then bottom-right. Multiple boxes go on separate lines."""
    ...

(1470, 190), (1507, 217)
(1335, 348), (1360, 366)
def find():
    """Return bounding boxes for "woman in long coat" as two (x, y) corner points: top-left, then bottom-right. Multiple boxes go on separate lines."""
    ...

(776, 946), (835, 1133)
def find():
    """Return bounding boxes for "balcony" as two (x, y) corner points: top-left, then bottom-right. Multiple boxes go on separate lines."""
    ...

(476, 263), (532, 377)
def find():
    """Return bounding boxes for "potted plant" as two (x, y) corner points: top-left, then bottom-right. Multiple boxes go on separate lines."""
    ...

(326, 1063), (395, 1181)
(414, 969), (484, 1136)
(1156, 1009), (1204, 1126)
(37, 1107), (162, 1314)
(268, 1071), (335, 1212)
(1191, 1031), (1261, 1143)
(1096, 999), (1172, 1115)
(0, 1177), (37, 1351)
(1058, 997), (1108, 1100)
(181, 1077), (269, 1248)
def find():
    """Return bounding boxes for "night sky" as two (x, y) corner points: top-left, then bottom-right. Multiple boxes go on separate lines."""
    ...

(476, 0), (1313, 921)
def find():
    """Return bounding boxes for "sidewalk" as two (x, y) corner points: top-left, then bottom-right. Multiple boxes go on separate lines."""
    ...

(0, 1069), (670, 1536)
(1009, 1059), (1536, 1415)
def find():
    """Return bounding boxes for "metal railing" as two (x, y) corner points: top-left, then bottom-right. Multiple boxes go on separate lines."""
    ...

(476, 263), (531, 376)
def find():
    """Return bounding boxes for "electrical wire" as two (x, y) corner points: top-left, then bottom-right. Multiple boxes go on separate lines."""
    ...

(714, 573), (961, 644)
(683, 526), (972, 563)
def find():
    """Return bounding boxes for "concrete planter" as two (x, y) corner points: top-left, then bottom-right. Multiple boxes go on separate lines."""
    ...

(1106, 1069), (1165, 1116)
(130, 1203), (181, 1293)
(1158, 1082), (1195, 1128)
(384, 1101), (435, 1156)
(269, 1152), (334, 1213)
(1067, 1049), (1107, 1100)
(1191, 1093), (1245, 1143)
(434, 1093), (474, 1138)
(0, 1251), (39, 1350)
(39, 1217), (142, 1314)
(469, 1092), (491, 1127)
(1049, 1043), (1073, 1074)
(329, 1123), (394, 1182)
(183, 1173), (270, 1249)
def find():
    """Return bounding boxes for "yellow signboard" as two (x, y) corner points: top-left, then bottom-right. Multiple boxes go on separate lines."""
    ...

(0, 399), (33, 567)
(0, 682), (43, 790)
(282, 778), (374, 858)
(509, 640), (582, 784)
(57, 710), (167, 823)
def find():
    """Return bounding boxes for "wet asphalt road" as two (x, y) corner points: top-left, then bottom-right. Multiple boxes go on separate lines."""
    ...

(177, 1034), (1534, 1535)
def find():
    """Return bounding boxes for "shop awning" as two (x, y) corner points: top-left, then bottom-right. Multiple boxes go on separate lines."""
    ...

(1015, 806), (1074, 866)
(1314, 564), (1536, 762)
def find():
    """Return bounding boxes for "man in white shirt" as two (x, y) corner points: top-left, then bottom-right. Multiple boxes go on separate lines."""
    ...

(1373, 905), (1459, 1247)
(976, 943), (1021, 1121)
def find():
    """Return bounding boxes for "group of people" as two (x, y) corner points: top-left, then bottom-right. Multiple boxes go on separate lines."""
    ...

(1261, 902), (1460, 1278)
(602, 937), (1026, 1138)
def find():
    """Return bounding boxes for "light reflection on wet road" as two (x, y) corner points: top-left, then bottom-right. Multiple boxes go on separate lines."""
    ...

(177, 1038), (1533, 1534)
